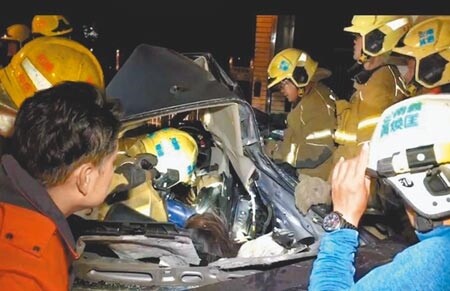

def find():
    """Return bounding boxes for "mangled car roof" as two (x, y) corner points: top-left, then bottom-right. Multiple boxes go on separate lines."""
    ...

(106, 44), (238, 118)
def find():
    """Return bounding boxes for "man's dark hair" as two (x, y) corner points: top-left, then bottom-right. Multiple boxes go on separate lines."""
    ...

(10, 81), (122, 187)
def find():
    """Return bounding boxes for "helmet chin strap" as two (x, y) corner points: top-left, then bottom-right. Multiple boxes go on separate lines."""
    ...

(406, 80), (422, 97)
(296, 86), (305, 97)
(357, 53), (369, 65)
(413, 213), (443, 233)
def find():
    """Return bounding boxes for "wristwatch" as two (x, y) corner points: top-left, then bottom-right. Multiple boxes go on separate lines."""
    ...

(322, 211), (358, 232)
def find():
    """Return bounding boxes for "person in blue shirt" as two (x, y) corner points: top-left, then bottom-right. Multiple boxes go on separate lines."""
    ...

(309, 16), (450, 291)
(308, 92), (450, 290)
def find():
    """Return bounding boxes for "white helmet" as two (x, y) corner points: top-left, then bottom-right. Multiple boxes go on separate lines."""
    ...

(368, 94), (450, 220)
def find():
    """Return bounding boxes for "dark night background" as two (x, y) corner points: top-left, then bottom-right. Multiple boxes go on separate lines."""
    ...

(1, 0), (450, 99)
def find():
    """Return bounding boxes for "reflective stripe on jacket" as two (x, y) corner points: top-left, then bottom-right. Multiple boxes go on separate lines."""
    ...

(278, 82), (337, 180)
(333, 65), (406, 163)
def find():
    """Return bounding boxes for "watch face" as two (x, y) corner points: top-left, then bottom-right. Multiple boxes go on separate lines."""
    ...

(323, 212), (341, 232)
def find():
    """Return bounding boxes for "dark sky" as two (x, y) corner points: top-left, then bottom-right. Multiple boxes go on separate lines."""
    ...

(2, 0), (450, 89)
(0, 7), (353, 75)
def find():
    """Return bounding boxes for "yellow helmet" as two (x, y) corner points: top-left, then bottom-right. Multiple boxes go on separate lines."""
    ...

(31, 15), (73, 37)
(1, 24), (31, 46)
(0, 36), (104, 108)
(344, 15), (412, 62)
(393, 16), (450, 89)
(127, 128), (198, 185)
(267, 48), (318, 89)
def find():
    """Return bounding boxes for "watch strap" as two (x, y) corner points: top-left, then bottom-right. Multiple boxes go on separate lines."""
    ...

(336, 211), (358, 230)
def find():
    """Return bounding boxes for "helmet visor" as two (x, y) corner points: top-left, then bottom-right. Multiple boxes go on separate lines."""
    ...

(364, 29), (386, 56)
(417, 52), (449, 88)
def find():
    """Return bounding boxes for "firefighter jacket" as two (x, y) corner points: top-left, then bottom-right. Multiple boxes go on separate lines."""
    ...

(277, 82), (337, 180)
(333, 65), (406, 164)
(0, 155), (78, 290)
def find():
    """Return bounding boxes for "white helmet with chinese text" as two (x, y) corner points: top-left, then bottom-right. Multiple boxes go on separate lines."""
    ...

(368, 94), (450, 223)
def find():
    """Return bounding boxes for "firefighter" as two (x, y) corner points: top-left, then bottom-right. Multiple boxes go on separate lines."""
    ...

(31, 15), (73, 38)
(392, 16), (450, 96)
(266, 48), (337, 181)
(0, 24), (31, 66)
(333, 15), (412, 164)
(98, 127), (199, 223)
(294, 16), (413, 216)
(0, 36), (104, 138)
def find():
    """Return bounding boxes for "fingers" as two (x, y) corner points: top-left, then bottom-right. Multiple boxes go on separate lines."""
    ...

(331, 156), (345, 182)
(356, 143), (370, 176)
(332, 144), (370, 186)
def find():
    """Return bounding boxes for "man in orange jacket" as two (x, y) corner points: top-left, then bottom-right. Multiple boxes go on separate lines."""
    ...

(0, 81), (121, 290)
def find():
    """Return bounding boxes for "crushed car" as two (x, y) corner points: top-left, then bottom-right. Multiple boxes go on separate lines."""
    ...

(70, 44), (407, 290)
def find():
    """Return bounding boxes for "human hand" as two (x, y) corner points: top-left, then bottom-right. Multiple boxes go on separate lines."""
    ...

(330, 143), (371, 227)
(0, 104), (17, 138)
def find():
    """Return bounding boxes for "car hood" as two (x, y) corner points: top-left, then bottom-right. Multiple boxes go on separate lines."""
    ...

(106, 44), (240, 119)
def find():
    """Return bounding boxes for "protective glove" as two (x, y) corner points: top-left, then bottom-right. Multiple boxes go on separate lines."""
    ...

(108, 153), (158, 194)
(294, 174), (331, 215)
(134, 153), (158, 170)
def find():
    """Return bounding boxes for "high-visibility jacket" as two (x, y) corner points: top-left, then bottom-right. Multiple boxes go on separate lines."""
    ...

(333, 65), (406, 164)
(276, 82), (337, 180)
(0, 155), (78, 290)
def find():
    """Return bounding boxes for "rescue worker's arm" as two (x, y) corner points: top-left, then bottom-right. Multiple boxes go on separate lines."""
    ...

(356, 67), (402, 146)
(334, 99), (351, 145)
(309, 144), (370, 290)
(295, 87), (336, 169)
(273, 123), (294, 163)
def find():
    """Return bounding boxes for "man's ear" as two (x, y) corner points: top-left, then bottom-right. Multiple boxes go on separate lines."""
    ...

(76, 162), (95, 196)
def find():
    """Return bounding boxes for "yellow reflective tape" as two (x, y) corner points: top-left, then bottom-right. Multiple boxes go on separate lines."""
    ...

(357, 116), (380, 130)
(306, 129), (333, 140)
(334, 131), (356, 142)
(386, 18), (409, 31)
(286, 143), (297, 165)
